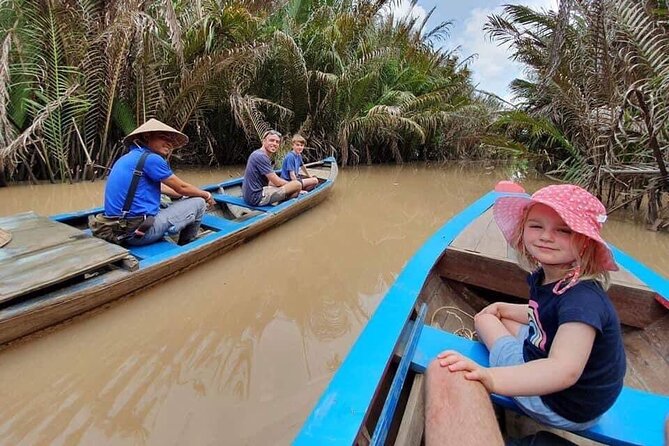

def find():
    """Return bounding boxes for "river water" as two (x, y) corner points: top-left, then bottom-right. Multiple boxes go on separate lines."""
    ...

(0, 164), (668, 445)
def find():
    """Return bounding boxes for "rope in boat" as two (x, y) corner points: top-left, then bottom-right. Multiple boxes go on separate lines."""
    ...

(430, 306), (476, 340)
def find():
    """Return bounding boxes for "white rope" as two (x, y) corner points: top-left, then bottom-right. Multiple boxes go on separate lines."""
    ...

(430, 305), (477, 340)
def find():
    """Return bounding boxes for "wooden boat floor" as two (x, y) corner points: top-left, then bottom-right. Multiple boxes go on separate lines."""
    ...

(0, 212), (128, 303)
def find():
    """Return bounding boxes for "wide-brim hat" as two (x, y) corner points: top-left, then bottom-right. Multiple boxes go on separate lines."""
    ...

(493, 184), (618, 272)
(122, 118), (188, 148)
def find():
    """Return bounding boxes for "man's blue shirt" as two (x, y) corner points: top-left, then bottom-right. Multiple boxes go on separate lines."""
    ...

(104, 144), (173, 217)
(280, 151), (302, 181)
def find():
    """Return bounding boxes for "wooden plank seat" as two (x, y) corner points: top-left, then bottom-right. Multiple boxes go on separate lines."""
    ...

(126, 239), (179, 260)
(411, 325), (669, 446)
(200, 214), (243, 232)
(211, 193), (274, 212)
(0, 212), (129, 303)
(127, 215), (243, 259)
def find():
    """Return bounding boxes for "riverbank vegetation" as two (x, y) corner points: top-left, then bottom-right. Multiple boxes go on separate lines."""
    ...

(485, 0), (669, 226)
(0, 0), (496, 185)
(1, 0), (667, 224)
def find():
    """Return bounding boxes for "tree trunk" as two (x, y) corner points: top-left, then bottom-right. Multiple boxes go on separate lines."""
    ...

(634, 90), (669, 191)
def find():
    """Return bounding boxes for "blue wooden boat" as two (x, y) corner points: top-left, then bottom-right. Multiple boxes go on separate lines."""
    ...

(296, 183), (669, 446)
(0, 158), (337, 346)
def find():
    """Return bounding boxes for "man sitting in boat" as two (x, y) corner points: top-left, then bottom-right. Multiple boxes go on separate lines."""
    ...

(242, 130), (302, 206)
(280, 134), (319, 192)
(97, 119), (216, 246)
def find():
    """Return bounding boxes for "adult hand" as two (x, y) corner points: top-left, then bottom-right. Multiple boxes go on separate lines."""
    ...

(436, 350), (495, 393)
(204, 192), (216, 207)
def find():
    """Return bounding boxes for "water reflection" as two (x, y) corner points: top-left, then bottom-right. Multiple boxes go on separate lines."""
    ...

(0, 164), (667, 445)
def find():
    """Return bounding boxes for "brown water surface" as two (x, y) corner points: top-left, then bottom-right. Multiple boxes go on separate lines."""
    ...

(0, 164), (667, 445)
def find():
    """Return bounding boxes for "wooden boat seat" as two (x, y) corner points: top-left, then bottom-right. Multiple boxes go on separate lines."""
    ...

(411, 325), (669, 446)
(201, 214), (243, 231)
(211, 193), (274, 212)
(127, 239), (179, 260)
(0, 212), (129, 304)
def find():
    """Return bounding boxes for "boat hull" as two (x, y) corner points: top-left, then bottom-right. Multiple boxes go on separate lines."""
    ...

(295, 187), (669, 446)
(0, 158), (337, 346)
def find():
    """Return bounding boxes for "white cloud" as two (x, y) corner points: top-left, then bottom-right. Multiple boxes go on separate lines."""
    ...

(455, 0), (558, 103)
(386, 0), (428, 25)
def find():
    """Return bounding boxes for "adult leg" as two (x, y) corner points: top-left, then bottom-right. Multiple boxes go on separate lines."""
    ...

(173, 197), (207, 244)
(127, 197), (206, 246)
(283, 179), (302, 198)
(425, 359), (503, 446)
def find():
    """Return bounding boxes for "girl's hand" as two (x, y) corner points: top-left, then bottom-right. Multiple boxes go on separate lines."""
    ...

(436, 350), (495, 393)
(477, 302), (502, 318)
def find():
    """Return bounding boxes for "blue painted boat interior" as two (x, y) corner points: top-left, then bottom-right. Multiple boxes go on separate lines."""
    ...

(294, 189), (669, 446)
(49, 158), (336, 270)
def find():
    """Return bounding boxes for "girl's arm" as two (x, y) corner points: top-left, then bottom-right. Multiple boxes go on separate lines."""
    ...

(479, 302), (529, 324)
(439, 322), (596, 396)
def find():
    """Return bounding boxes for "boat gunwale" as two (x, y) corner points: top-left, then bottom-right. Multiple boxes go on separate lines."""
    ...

(294, 188), (669, 445)
(294, 191), (499, 445)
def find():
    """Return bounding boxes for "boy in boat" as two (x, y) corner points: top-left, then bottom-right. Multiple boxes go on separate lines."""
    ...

(242, 130), (302, 206)
(280, 134), (319, 192)
(96, 119), (215, 246)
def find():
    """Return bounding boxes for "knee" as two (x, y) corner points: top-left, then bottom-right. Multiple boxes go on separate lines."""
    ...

(194, 196), (206, 208)
(474, 312), (496, 329)
(426, 357), (450, 386)
(288, 180), (302, 193)
(426, 357), (442, 377)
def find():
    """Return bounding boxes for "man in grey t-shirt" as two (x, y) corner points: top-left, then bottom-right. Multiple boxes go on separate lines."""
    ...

(242, 130), (302, 206)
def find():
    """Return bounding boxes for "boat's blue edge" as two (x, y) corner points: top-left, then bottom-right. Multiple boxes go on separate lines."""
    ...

(294, 189), (669, 445)
(47, 159), (336, 269)
(610, 245), (669, 306)
(294, 191), (499, 445)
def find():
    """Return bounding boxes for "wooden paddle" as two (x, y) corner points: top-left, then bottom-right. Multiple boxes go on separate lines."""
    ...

(0, 228), (11, 248)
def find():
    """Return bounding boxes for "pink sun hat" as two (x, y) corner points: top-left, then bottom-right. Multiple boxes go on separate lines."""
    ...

(493, 184), (618, 272)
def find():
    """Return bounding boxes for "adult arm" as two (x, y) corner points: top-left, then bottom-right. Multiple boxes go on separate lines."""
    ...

(160, 183), (182, 199)
(162, 174), (216, 206)
(266, 171), (291, 187)
(440, 322), (596, 396)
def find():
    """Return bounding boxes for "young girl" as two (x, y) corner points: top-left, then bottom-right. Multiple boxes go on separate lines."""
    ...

(438, 184), (626, 431)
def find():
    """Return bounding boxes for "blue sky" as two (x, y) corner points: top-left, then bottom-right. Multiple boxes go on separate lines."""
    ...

(390, 0), (558, 102)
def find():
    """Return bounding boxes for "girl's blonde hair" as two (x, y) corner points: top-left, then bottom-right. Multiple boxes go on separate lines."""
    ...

(510, 204), (611, 290)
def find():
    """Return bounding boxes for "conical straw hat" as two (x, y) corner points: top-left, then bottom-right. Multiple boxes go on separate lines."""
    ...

(0, 228), (11, 248)
(122, 118), (188, 148)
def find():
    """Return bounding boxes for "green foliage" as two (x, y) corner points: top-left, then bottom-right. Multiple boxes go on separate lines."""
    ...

(0, 0), (495, 182)
(486, 0), (669, 195)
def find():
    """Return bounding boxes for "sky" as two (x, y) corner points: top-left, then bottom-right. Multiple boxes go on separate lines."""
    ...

(390, 0), (559, 102)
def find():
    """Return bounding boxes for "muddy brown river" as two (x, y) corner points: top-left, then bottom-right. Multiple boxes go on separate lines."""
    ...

(1, 164), (668, 445)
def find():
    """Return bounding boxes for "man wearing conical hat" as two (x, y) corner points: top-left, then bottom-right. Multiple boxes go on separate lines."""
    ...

(102, 119), (216, 246)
